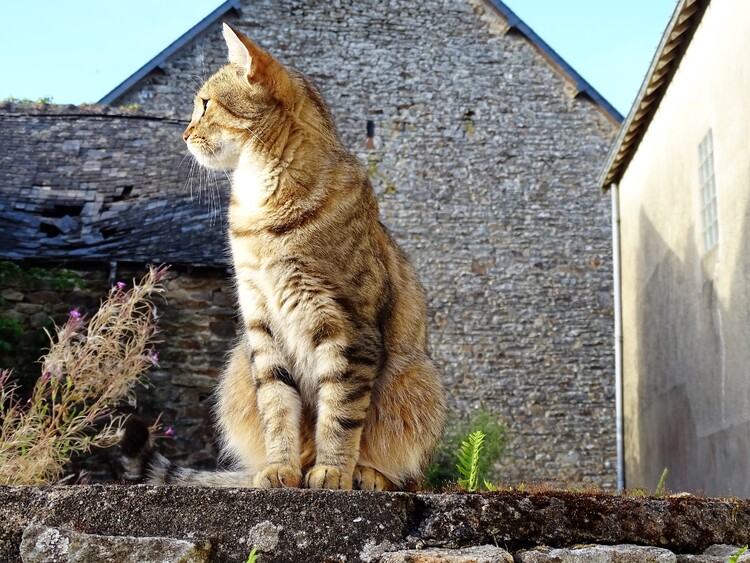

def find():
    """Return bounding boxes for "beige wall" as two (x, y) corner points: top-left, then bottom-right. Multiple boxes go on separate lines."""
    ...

(617, 0), (750, 495)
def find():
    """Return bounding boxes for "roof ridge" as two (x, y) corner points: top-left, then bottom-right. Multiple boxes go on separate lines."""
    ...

(483, 0), (624, 123)
(98, 0), (240, 105)
(599, 0), (711, 188)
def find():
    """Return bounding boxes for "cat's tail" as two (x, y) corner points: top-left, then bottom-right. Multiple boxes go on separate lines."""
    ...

(120, 417), (255, 487)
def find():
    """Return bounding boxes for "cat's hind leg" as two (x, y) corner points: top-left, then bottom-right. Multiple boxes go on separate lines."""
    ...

(353, 465), (393, 491)
(357, 356), (446, 491)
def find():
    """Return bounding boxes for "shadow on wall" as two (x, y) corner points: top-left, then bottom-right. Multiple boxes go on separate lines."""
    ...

(632, 199), (750, 495)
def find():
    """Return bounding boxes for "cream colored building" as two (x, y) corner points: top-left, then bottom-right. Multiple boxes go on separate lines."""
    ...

(600, 0), (750, 495)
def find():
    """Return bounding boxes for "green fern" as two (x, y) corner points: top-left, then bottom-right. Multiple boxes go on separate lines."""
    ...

(246, 547), (258, 563)
(456, 430), (485, 492)
(729, 545), (748, 563)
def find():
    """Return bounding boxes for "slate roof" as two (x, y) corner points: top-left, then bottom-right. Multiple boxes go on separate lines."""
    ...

(599, 0), (711, 188)
(0, 104), (228, 267)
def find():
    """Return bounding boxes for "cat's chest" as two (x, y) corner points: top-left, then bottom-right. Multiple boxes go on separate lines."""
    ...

(230, 155), (273, 220)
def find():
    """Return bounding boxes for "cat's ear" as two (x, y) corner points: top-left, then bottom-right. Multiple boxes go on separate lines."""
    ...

(222, 23), (275, 82)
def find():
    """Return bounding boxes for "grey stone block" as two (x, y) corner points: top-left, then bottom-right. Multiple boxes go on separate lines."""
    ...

(515, 544), (676, 562)
(20, 524), (211, 563)
(381, 545), (514, 562)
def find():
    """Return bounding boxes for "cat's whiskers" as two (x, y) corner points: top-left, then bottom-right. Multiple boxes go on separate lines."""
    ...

(181, 151), (198, 200)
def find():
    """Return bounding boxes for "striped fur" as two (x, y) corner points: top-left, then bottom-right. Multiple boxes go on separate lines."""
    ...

(124, 23), (445, 491)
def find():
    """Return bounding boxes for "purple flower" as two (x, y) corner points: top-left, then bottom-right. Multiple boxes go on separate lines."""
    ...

(116, 281), (126, 290)
(150, 352), (159, 363)
(69, 309), (82, 319)
(42, 372), (51, 381)
(165, 427), (174, 437)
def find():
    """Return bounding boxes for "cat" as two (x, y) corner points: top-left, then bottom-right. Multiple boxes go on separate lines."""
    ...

(122, 23), (445, 491)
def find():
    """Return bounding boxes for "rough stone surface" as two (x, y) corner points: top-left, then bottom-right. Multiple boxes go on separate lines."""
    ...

(2, 487), (750, 563)
(516, 544), (676, 562)
(2, 486), (415, 563)
(20, 524), (211, 563)
(381, 545), (514, 562)
(413, 491), (750, 553)
(0, 0), (619, 487)
(677, 544), (750, 562)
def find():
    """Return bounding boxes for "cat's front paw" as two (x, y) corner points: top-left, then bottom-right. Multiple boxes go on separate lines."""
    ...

(253, 463), (302, 488)
(305, 465), (353, 490)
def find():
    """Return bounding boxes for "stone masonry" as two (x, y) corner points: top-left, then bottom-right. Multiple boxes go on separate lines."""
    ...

(1, 0), (619, 485)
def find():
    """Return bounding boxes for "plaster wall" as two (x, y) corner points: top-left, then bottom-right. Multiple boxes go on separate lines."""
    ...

(617, 0), (750, 495)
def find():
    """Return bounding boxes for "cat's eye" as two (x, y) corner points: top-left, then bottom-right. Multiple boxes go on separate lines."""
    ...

(201, 98), (210, 113)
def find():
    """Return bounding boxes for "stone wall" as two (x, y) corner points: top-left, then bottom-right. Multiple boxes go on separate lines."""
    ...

(113, 0), (619, 485)
(2, 486), (750, 562)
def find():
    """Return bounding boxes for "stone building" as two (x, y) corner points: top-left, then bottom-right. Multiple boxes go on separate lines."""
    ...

(1, 0), (620, 485)
(600, 0), (750, 496)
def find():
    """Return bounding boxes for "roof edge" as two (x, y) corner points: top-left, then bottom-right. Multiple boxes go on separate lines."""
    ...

(484, 0), (624, 124)
(99, 0), (241, 105)
(598, 0), (711, 189)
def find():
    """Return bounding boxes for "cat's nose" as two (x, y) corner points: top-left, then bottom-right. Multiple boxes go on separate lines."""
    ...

(182, 126), (194, 142)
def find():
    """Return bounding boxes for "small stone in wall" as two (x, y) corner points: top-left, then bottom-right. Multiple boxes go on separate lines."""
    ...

(516, 544), (676, 562)
(247, 520), (283, 552)
(380, 544), (513, 563)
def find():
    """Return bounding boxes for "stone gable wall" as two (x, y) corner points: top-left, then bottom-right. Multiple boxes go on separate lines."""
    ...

(3, 0), (619, 485)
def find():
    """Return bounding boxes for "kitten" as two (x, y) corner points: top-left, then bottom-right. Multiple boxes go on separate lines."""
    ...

(122, 23), (445, 491)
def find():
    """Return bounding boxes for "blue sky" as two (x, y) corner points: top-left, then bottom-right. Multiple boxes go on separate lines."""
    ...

(0, 1), (677, 115)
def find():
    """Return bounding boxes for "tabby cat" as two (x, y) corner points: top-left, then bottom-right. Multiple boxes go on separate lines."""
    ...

(122, 23), (445, 491)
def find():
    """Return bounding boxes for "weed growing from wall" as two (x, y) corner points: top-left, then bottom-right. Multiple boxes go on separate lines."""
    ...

(729, 545), (748, 563)
(0, 266), (167, 485)
(424, 409), (507, 491)
(456, 430), (485, 492)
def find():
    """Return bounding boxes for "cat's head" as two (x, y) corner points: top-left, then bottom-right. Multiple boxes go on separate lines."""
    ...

(183, 23), (334, 170)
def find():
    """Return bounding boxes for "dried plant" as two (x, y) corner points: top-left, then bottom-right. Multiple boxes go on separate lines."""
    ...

(0, 265), (168, 486)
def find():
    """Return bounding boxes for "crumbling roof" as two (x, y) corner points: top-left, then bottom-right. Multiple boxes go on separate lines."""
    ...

(599, 0), (711, 188)
(0, 104), (228, 267)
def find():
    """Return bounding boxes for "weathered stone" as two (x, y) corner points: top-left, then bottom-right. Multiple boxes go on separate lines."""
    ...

(0, 488), (32, 563)
(20, 524), (211, 563)
(1, 487), (750, 562)
(0, 485), (416, 563)
(247, 521), (282, 552)
(381, 545), (514, 562)
(677, 544), (750, 562)
(413, 491), (750, 554)
(24, 291), (60, 305)
(1, 289), (24, 302)
(516, 544), (676, 562)
(14, 303), (42, 315)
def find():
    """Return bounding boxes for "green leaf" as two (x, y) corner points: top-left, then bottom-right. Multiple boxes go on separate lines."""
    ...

(729, 545), (748, 563)
(456, 430), (485, 492)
